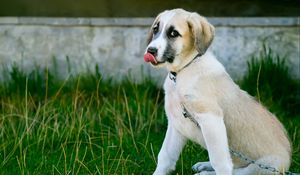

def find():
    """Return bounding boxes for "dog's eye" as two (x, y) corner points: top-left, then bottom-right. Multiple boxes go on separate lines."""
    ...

(169, 30), (180, 38)
(153, 26), (159, 35)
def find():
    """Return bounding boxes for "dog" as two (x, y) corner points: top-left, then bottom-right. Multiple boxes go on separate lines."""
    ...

(143, 9), (291, 175)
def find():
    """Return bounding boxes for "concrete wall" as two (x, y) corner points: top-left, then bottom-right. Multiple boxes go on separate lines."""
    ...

(0, 17), (299, 83)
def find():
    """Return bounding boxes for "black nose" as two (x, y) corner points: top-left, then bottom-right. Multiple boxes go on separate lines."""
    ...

(147, 47), (158, 55)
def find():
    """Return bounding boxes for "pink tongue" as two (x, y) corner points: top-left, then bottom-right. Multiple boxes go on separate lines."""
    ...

(144, 53), (157, 64)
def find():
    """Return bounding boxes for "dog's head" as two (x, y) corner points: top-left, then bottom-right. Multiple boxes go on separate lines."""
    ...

(144, 9), (215, 71)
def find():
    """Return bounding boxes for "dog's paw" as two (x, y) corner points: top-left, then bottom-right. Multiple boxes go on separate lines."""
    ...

(194, 171), (216, 175)
(192, 161), (214, 172)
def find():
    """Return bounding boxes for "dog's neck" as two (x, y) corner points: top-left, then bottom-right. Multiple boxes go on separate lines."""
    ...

(169, 53), (202, 83)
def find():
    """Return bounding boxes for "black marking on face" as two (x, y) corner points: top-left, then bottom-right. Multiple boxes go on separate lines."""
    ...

(166, 26), (181, 39)
(161, 26), (180, 63)
(153, 22), (160, 37)
(163, 42), (176, 63)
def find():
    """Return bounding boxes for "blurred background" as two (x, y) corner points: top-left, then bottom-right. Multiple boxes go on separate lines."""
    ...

(0, 0), (299, 81)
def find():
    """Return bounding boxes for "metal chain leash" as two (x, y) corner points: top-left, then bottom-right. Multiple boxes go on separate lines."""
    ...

(229, 149), (299, 175)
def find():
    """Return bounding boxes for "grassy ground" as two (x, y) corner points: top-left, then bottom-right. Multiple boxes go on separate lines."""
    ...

(0, 50), (299, 174)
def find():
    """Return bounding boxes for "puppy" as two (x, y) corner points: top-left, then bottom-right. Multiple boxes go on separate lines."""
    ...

(144, 9), (291, 175)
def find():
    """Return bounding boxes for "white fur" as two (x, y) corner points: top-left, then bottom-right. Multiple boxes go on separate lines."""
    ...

(148, 9), (291, 175)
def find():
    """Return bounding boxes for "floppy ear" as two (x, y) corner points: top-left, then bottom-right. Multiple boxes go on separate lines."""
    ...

(146, 11), (166, 45)
(187, 13), (215, 55)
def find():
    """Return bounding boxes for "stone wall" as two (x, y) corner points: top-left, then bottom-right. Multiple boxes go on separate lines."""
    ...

(0, 17), (299, 83)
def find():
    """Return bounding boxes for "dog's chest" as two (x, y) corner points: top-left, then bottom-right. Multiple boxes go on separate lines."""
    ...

(164, 79), (206, 147)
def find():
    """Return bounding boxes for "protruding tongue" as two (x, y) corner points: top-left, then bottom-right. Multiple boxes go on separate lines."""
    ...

(144, 53), (157, 64)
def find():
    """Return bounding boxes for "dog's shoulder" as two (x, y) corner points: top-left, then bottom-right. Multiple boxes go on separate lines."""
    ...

(195, 52), (226, 76)
(178, 53), (227, 88)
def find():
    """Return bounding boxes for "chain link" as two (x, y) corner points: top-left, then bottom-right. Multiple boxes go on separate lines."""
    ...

(230, 149), (280, 174)
(229, 149), (299, 175)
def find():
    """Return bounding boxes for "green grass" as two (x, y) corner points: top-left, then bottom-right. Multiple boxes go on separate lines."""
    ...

(240, 46), (299, 118)
(0, 50), (299, 174)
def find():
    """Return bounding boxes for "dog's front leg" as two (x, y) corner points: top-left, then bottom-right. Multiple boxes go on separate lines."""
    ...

(153, 123), (187, 175)
(195, 112), (233, 175)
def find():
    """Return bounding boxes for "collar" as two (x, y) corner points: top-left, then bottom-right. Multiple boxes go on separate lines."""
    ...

(169, 53), (202, 83)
